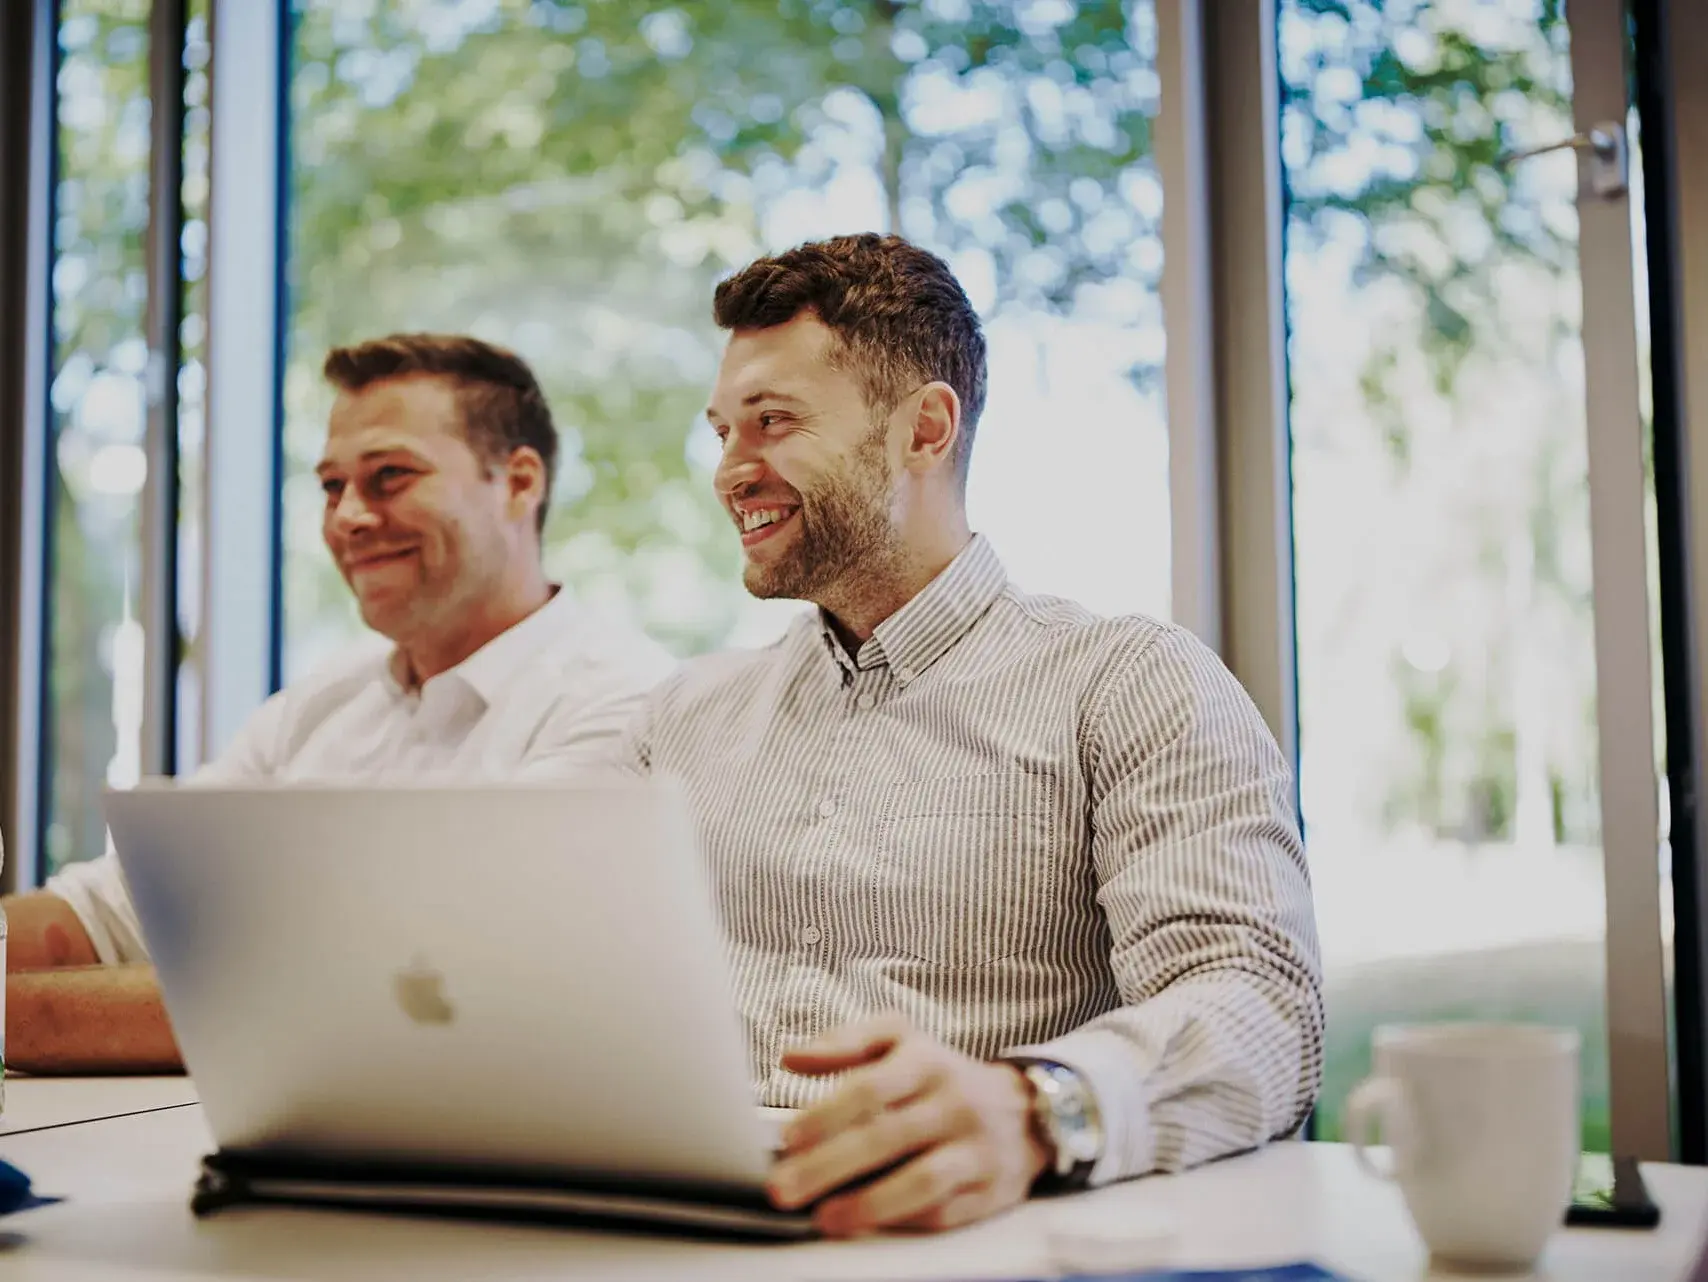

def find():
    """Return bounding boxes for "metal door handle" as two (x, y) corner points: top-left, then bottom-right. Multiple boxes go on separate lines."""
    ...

(1501, 120), (1627, 198)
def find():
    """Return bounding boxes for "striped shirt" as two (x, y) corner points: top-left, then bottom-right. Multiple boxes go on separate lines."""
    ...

(626, 535), (1323, 1185)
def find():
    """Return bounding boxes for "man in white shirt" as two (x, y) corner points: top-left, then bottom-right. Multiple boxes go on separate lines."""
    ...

(4, 332), (674, 1073)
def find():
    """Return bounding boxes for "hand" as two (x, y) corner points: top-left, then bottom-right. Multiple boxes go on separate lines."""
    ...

(767, 1013), (1051, 1237)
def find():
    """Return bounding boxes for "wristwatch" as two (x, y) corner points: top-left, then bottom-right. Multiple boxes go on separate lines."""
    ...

(1010, 1058), (1104, 1193)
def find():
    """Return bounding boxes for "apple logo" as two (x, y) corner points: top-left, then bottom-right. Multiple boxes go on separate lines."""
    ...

(393, 957), (455, 1026)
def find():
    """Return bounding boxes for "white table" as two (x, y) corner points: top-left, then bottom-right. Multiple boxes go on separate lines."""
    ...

(0, 1075), (197, 1137)
(0, 1090), (1705, 1281)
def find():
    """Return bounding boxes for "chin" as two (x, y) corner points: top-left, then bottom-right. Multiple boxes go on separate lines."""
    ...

(355, 596), (407, 638)
(742, 567), (782, 600)
(744, 560), (825, 604)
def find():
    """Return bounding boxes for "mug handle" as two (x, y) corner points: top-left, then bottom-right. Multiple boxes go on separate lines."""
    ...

(1343, 1075), (1415, 1181)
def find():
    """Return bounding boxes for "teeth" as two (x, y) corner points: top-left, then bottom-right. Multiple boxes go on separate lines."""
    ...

(740, 508), (791, 533)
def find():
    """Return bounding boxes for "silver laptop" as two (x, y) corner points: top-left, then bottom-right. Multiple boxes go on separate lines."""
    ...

(104, 779), (808, 1236)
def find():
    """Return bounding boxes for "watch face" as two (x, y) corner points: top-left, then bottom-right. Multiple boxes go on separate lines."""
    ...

(1023, 1060), (1104, 1172)
(1064, 1126), (1102, 1164)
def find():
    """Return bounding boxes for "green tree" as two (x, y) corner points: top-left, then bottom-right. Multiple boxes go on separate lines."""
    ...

(283, 0), (1168, 661)
(1281, 0), (1598, 845)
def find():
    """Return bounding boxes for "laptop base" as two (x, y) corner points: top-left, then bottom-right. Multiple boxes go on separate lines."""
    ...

(191, 1149), (817, 1241)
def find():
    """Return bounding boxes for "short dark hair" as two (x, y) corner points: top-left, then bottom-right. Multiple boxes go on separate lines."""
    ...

(712, 234), (988, 481)
(322, 333), (558, 534)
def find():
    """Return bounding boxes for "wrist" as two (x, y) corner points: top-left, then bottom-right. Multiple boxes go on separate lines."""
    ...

(1006, 1057), (1105, 1193)
(1000, 1061), (1054, 1182)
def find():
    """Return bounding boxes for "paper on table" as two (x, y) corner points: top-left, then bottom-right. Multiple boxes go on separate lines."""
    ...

(759, 1106), (797, 1154)
(1044, 1201), (1177, 1274)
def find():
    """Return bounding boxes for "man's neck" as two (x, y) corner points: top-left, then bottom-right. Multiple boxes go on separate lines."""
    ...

(395, 575), (553, 689)
(820, 528), (972, 647)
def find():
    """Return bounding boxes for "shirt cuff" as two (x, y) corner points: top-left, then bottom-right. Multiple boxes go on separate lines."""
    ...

(1004, 1026), (1154, 1186)
(42, 856), (144, 965)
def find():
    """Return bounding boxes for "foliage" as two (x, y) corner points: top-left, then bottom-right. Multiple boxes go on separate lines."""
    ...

(282, 0), (1169, 660)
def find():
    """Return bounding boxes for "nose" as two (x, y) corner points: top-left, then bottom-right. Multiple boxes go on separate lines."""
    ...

(326, 485), (381, 541)
(713, 427), (766, 500)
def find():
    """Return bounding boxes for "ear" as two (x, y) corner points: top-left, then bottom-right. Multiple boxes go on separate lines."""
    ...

(503, 446), (549, 526)
(899, 382), (961, 477)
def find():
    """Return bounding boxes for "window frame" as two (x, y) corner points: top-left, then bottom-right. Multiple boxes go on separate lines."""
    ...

(0, 0), (56, 893)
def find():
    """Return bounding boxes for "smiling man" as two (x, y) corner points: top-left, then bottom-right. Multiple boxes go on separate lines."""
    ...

(4, 333), (674, 1073)
(616, 234), (1324, 1235)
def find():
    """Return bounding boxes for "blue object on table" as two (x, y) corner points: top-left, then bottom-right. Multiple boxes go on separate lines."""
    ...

(0, 1158), (61, 1215)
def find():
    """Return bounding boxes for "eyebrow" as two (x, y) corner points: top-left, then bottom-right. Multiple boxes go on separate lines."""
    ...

(314, 448), (424, 477)
(704, 389), (809, 422)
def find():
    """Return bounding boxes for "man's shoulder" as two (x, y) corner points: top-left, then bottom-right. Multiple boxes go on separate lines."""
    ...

(522, 600), (678, 696)
(993, 583), (1177, 660)
(646, 615), (811, 708)
(207, 636), (393, 773)
(277, 634), (394, 703)
(988, 586), (1243, 711)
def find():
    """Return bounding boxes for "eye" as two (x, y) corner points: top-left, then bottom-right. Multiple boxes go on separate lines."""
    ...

(710, 421), (730, 443)
(372, 465), (414, 492)
(759, 412), (785, 429)
(320, 477), (344, 500)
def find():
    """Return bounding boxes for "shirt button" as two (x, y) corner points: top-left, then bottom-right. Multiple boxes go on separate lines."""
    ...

(895, 665), (915, 683)
(855, 692), (877, 711)
(816, 798), (838, 819)
(799, 925), (822, 946)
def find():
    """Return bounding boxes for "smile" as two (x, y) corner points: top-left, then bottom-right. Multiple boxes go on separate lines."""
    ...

(347, 548), (417, 572)
(736, 506), (800, 549)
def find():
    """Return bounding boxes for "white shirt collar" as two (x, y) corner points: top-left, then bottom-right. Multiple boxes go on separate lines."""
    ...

(383, 586), (578, 709)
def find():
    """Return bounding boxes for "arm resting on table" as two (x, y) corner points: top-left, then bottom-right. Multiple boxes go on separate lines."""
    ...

(6, 964), (183, 1074)
(1009, 625), (1324, 1185)
(3, 890), (101, 970)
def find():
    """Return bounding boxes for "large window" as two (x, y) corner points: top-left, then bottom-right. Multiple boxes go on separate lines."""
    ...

(44, 0), (154, 874)
(36, 0), (210, 877)
(282, 0), (1172, 676)
(1280, 0), (1624, 1150)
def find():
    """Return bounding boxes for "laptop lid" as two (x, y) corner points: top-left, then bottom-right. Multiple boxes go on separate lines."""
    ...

(104, 780), (773, 1195)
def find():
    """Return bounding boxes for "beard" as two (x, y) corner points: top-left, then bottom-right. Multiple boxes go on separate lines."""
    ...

(743, 423), (896, 603)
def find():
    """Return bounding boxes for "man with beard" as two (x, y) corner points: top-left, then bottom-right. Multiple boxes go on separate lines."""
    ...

(5, 333), (674, 1073)
(600, 234), (1324, 1236)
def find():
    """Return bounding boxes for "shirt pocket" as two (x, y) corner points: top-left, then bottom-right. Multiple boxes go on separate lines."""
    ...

(870, 772), (1061, 969)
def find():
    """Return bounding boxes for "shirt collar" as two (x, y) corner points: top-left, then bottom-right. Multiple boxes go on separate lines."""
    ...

(383, 586), (577, 707)
(815, 535), (1007, 686)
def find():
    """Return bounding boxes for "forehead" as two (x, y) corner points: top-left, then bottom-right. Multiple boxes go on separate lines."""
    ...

(321, 375), (468, 461)
(709, 313), (859, 411)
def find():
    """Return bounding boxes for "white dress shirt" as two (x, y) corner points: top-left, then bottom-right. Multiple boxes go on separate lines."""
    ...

(624, 536), (1323, 1186)
(48, 588), (676, 964)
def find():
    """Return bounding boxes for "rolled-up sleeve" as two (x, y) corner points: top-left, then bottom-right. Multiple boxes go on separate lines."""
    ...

(42, 849), (144, 965)
(1007, 625), (1324, 1184)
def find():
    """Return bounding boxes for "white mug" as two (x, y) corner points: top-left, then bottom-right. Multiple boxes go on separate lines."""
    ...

(1345, 1022), (1580, 1273)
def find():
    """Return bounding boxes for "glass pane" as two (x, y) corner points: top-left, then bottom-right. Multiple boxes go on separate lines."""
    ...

(282, 0), (1170, 676)
(176, 0), (211, 772)
(44, 0), (154, 875)
(1280, 2), (1612, 1149)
